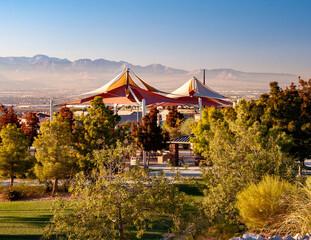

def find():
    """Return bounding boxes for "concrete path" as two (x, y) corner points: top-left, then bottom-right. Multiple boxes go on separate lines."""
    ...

(148, 152), (202, 178)
(149, 164), (202, 178)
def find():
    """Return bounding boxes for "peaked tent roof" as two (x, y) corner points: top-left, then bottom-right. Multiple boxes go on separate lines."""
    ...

(167, 77), (226, 99)
(62, 68), (183, 106)
(166, 77), (232, 106)
(84, 68), (163, 95)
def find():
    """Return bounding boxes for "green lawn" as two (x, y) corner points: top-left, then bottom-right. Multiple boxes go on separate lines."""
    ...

(0, 201), (54, 240)
(0, 182), (204, 240)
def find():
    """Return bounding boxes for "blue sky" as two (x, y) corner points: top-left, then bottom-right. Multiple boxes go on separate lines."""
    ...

(0, 0), (310, 76)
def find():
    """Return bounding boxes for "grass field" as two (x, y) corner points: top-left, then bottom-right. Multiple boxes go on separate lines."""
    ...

(0, 182), (204, 240)
(0, 201), (53, 240)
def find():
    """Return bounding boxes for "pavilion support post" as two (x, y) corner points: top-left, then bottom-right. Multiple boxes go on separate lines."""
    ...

(169, 143), (179, 166)
(114, 104), (118, 114)
(198, 97), (202, 118)
(142, 99), (147, 166)
(50, 99), (54, 122)
(142, 99), (146, 117)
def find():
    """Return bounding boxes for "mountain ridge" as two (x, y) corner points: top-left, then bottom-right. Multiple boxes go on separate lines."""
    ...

(0, 55), (300, 92)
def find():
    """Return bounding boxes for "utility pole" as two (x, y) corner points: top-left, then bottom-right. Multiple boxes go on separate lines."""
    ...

(50, 99), (54, 122)
(203, 69), (206, 85)
(142, 99), (147, 166)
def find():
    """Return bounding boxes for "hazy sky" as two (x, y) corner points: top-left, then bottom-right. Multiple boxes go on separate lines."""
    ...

(0, 0), (310, 76)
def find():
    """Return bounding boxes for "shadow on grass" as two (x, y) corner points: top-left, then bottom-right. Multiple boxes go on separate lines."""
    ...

(130, 218), (172, 240)
(0, 235), (42, 240)
(0, 235), (58, 240)
(175, 183), (205, 196)
(140, 232), (164, 240)
(0, 210), (50, 212)
(0, 215), (53, 227)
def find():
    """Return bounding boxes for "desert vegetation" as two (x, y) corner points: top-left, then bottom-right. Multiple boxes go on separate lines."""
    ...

(0, 78), (310, 239)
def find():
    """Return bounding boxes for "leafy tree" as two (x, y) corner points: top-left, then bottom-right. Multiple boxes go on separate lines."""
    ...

(0, 124), (32, 187)
(179, 118), (196, 136)
(21, 112), (39, 145)
(33, 115), (79, 197)
(92, 141), (134, 177)
(165, 106), (184, 128)
(0, 104), (20, 128)
(298, 77), (311, 120)
(131, 108), (168, 161)
(45, 165), (190, 240)
(261, 81), (311, 173)
(73, 97), (121, 171)
(162, 106), (185, 139)
(189, 79), (310, 237)
(192, 80), (310, 171)
(297, 77), (311, 165)
(191, 104), (296, 235)
(59, 106), (74, 131)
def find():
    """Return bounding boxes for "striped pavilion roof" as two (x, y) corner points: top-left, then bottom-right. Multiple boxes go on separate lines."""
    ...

(169, 134), (195, 144)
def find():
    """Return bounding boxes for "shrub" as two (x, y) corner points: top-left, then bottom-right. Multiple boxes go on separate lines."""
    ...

(2, 188), (22, 201)
(0, 185), (46, 201)
(236, 175), (295, 231)
(279, 177), (311, 235)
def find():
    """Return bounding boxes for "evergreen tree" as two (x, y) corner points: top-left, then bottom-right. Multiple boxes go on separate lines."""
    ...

(0, 124), (32, 187)
(73, 97), (121, 172)
(33, 115), (78, 197)
(297, 77), (311, 163)
(261, 81), (311, 172)
(191, 105), (296, 232)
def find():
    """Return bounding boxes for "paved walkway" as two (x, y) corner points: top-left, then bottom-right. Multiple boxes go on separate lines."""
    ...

(148, 152), (202, 178)
(149, 164), (202, 178)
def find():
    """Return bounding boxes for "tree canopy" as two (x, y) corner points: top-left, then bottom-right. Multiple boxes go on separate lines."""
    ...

(131, 108), (168, 154)
(21, 111), (40, 145)
(45, 164), (190, 240)
(165, 106), (184, 128)
(190, 79), (310, 232)
(0, 124), (32, 187)
(162, 106), (185, 139)
(59, 106), (74, 131)
(73, 97), (121, 171)
(0, 105), (20, 128)
(33, 115), (79, 196)
(260, 80), (311, 170)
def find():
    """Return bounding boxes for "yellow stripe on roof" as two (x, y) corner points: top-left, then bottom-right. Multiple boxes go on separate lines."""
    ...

(106, 72), (138, 92)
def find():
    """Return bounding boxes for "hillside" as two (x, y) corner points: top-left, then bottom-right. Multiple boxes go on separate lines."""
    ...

(0, 55), (300, 93)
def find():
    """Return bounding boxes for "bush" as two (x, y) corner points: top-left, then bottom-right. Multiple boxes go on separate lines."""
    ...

(0, 185), (46, 201)
(2, 188), (22, 201)
(236, 175), (295, 231)
(279, 177), (311, 235)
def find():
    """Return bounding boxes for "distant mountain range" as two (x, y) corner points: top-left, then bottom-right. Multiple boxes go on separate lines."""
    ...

(0, 55), (301, 92)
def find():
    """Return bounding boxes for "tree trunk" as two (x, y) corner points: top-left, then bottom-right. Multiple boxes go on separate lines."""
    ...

(10, 175), (14, 188)
(51, 178), (58, 197)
